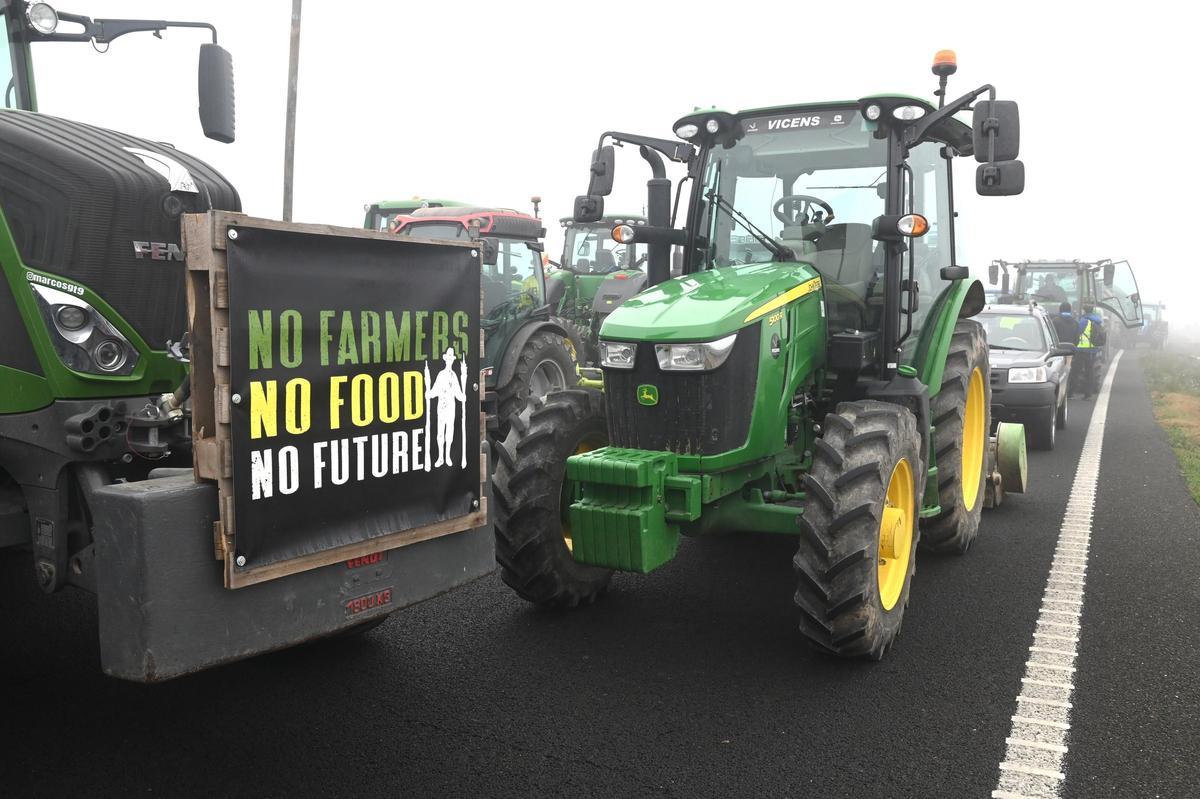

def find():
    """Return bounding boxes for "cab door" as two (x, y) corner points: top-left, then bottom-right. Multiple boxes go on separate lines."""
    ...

(1097, 259), (1144, 328)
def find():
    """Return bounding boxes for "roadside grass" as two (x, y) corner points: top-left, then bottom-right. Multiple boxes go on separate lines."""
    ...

(1142, 351), (1200, 505)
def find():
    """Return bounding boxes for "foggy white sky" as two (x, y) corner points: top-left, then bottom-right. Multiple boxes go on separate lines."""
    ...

(27, 0), (1198, 322)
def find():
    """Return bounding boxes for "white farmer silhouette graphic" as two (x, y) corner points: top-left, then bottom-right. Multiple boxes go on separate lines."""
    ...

(424, 347), (467, 470)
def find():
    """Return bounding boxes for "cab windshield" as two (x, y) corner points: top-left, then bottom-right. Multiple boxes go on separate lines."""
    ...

(1017, 266), (1080, 305)
(562, 224), (643, 274)
(980, 313), (1047, 352)
(699, 106), (951, 334)
(395, 222), (470, 241)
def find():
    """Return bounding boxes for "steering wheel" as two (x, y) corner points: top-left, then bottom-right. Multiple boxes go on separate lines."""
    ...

(999, 336), (1030, 349)
(773, 194), (835, 227)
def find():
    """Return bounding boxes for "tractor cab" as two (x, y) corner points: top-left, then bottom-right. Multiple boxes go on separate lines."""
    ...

(391, 207), (578, 435)
(547, 215), (650, 364)
(362, 198), (468, 232)
(559, 215), (647, 274)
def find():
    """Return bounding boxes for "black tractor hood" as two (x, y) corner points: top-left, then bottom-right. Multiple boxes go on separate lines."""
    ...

(0, 109), (240, 350)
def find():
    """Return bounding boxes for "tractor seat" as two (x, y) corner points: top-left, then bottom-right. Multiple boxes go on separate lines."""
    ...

(809, 223), (874, 297)
(594, 249), (618, 273)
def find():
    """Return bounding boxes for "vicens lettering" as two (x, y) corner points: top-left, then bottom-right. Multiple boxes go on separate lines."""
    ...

(767, 116), (822, 130)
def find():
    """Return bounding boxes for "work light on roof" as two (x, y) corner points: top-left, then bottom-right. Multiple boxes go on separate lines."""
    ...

(864, 104), (882, 121)
(705, 118), (721, 134)
(26, 2), (58, 34)
(892, 105), (926, 122)
(674, 123), (699, 140)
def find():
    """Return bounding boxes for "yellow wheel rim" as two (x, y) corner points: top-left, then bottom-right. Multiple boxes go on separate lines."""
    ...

(878, 457), (915, 612)
(561, 438), (600, 552)
(961, 367), (986, 512)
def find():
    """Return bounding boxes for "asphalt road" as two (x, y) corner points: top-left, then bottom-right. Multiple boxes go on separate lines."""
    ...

(2, 351), (1196, 798)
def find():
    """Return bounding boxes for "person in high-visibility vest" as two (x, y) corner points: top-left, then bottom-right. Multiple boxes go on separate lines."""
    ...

(1072, 304), (1106, 399)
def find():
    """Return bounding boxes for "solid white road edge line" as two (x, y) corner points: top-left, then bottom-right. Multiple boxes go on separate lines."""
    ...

(992, 351), (1123, 799)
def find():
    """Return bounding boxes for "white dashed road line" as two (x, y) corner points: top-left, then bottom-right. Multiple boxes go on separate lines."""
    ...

(992, 351), (1122, 799)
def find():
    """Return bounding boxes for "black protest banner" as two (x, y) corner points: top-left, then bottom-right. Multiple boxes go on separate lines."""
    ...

(226, 226), (480, 570)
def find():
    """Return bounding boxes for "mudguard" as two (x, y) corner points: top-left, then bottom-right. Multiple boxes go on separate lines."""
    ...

(493, 318), (570, 390)
(909, 279), (986, 398)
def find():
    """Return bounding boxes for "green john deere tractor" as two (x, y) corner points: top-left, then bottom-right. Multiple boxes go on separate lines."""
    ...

(493, 53), (1028, 658)
(546, 214), (648, 365)
(390, 206), (579, 437)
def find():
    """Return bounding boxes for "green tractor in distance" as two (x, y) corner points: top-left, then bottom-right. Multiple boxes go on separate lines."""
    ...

(390, 207), (579, 437)
(362, 197), (468, 232)
(1135, 302), (1167, 349)
(493, 52), (1029, 658)
(546, 214), (648, 365)
(988, 258), (1145, 379)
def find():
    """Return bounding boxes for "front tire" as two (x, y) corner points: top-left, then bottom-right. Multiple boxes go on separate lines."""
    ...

(793, 400), (922, 660)
(1029, 405), (1057, 450)
(1056, 390), (1069, 429)
(492, 388), (612, 608)
(920, 319), (990, 554)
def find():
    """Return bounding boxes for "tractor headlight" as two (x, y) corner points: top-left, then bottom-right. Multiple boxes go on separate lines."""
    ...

(599, 340), (637, 370)
(30, 282), (139, 376)
(1007, 366), (1048, 383)
(654, 333), (737, 372)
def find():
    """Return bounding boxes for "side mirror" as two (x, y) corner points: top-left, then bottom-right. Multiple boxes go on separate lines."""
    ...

(1052, 342), (1076, 356)
(988, 261), (999, 285)
(587, 145), (615, 197)
(973, 100), (1019, 162)
(574, 195), (604, 223)
(198, 43), (236, 143)
(941, 265), (970, 280)
(480, 237), (498, 266)
(1103, 262), (1115, 286)
(976, 160), (1024, 196)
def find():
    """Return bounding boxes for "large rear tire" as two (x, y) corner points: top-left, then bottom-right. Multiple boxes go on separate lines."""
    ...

(492, 388), (612, 608)
(793, 400), (922, 660)
(493, 330), (578, 442)
(920, 319), (990, 554)
(552, 316), (591, 366)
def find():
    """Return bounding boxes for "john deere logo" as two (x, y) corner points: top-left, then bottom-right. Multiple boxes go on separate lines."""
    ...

(637, 384), (659, 406)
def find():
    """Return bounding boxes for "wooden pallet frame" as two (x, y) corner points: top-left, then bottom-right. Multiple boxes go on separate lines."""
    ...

(182, 211), (487, 589)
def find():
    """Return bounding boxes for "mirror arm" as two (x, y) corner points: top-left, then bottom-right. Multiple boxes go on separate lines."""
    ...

(599, 131), (694, 165)
(36, 14), (218, 45)
(907, 83), (995, 149)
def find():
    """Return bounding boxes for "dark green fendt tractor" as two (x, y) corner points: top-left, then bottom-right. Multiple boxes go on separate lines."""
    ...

(493, 53), (1027, 658)
(546, 214), (647, 364)
(390, 207), (579, 437)
(0, 1), (239, 585)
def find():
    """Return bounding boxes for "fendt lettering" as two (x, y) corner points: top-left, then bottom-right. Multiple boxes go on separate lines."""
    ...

(132, 240), (184, 261)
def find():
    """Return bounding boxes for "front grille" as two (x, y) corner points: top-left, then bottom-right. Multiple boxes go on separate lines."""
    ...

(991, 368), (1008, 386)
(604, 325), (760, 455)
